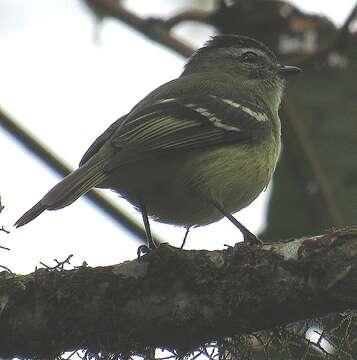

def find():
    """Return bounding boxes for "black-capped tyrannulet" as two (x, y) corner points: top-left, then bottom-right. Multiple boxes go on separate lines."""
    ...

(15, 35), (301, 249)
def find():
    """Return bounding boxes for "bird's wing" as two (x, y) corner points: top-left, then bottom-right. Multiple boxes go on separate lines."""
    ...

(79, 116), (126, 167)
(105, 95), (272, 171)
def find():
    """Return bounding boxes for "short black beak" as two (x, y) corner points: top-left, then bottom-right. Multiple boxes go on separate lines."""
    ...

(277, 64), (302, 77)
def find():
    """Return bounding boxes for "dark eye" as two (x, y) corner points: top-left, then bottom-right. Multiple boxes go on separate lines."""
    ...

(241, 51), (260, 64)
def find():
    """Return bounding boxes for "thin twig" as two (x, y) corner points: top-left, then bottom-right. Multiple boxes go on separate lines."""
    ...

(39, 254), (74, 271)
(65, 349), (81, 360)
(0, 197), (4, 213)
(0, 197), (8, 250)
(0, 226), (10, 234)
(284, 327), (335, 357)
(0, 265), (13, 273)
(180, 226), (191, 249)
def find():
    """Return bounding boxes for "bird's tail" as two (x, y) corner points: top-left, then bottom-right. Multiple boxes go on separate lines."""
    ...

(15, 159), (107, 228)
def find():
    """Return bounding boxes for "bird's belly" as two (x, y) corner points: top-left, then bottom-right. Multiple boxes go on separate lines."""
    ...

(107, 142), (279, 226)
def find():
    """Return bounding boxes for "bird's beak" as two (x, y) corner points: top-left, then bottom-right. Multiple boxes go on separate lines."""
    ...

(277, 64), (302, 77)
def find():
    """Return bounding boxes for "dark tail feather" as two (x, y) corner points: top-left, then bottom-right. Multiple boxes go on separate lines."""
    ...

(14, 201), (47, 228)
(15, 160), (107, 228)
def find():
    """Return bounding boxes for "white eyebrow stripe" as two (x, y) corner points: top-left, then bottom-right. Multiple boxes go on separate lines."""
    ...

(186, 104), (241, 132)
(221, 98), (269, 122)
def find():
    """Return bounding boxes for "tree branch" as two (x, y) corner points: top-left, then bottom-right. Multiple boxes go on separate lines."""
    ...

(164, 9), (211, 29)
(1, 227), (357, 358)
(84, 0), (194, 57)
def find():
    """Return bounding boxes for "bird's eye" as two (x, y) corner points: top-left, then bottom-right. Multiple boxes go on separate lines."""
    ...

(241, 51), (259, 64)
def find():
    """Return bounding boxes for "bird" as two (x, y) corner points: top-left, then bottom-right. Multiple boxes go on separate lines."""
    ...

(15, 34), (301, 251)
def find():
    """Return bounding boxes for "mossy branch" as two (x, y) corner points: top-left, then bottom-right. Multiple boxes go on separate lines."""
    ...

(1, 227), (357, 358)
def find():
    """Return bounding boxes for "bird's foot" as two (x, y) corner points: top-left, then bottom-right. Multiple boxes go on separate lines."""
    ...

(211, 202), (263, 245)
(137, 244), (152, 259)
(137, 240), (171, 259)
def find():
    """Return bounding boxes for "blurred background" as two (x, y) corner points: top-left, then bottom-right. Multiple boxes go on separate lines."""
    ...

(0, 0), (356, 274)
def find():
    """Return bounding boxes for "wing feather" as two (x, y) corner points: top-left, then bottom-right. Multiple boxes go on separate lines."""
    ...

(104, 95), (272, 171)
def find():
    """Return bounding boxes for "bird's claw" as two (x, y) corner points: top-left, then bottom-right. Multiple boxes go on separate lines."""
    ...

(137, 244), (151, 259)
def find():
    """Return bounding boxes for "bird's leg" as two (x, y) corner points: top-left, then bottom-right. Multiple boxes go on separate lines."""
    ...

(212, 202), (263, 244)
(137, 204), (157, 258)
(141, 205), (156, 248)
(180, 225), (192, 249)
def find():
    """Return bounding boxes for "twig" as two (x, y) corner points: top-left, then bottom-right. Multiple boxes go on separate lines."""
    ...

(0, 197), (4, 213)
(282, 99), (344, 226)
(64, 349), (80, 360)
(84, 0), (194, 57)
(0, 201), (10, 249)
(0, 196), (9, 250)
(0, 265), (13, 273)
(295, 2), (357, 68)
(283, 327), (334, 357)
(164, 9), (211, 29)
(334, 1), (357, 50)
(0, 226), (10, 234)
(180, 226), (191, 249)
(39, 254), (74, 271)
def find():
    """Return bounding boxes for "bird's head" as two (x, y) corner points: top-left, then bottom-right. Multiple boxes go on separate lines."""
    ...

(182, 34), (301, 99)
(183, 34), (301, 79)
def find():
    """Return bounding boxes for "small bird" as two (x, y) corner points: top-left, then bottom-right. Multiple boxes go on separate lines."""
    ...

(15, 35), (300, 250)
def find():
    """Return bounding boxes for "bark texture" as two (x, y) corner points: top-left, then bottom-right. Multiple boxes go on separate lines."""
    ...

(1, 227), (357, 358)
